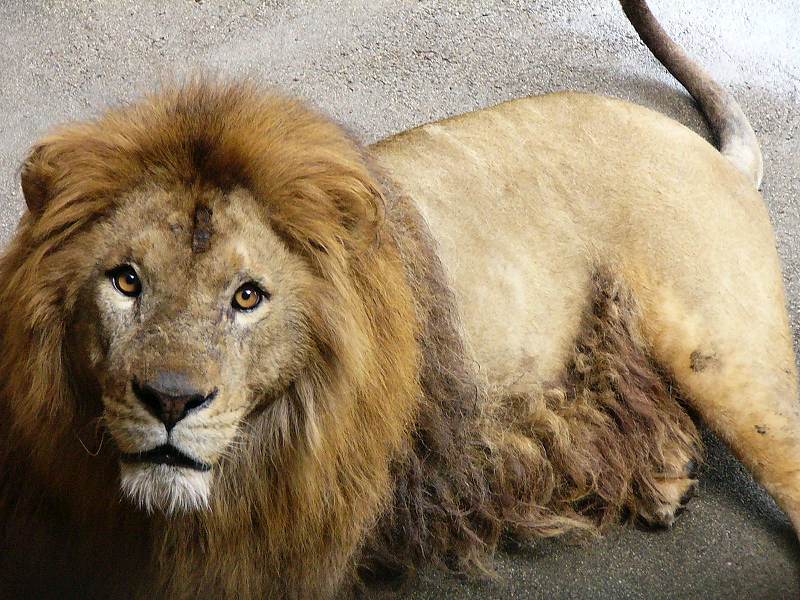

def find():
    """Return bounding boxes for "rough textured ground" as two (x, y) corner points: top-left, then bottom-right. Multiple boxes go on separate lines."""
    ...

(1, 1), (798, 598)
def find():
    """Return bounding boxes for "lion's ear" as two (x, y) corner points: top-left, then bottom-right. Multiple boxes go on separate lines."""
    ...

(20, 145), (54, 214)
(345, 184), (384, 247)
(331, 168), (387, 251)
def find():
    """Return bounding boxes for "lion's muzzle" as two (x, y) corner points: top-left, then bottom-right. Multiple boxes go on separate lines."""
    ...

(131, 372), (217, 431)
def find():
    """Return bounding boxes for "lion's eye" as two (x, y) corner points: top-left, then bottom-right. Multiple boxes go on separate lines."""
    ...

(109, 265), (142, 298)
(232, 283), (267, 312)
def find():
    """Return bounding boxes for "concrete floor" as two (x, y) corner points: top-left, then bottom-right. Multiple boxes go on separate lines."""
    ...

(1, 1), (798, 598)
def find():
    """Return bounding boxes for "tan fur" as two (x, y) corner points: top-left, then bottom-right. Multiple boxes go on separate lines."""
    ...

(0, 63), (797, 600)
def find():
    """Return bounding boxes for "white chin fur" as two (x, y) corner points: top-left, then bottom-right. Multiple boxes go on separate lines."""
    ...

(120, 463), (212, 514)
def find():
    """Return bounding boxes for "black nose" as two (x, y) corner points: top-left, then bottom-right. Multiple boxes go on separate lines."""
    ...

(132, 374), (217, 431)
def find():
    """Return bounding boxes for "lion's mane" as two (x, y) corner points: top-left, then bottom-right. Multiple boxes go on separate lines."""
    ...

(0, 80), (700, 599)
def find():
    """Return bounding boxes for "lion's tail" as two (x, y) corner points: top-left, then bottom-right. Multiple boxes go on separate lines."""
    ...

(619, 0), (763, 189)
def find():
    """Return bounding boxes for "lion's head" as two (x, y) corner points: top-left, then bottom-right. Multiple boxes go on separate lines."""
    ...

(0, 81), (420, 526)
(70, 185), (322, 513)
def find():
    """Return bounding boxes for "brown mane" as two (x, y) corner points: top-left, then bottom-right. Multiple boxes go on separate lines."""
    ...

(0, 80), (700, 599)
(1, 80), (419, 598)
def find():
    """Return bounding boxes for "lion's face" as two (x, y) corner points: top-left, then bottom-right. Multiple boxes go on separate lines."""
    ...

(76, 185), (316, 513)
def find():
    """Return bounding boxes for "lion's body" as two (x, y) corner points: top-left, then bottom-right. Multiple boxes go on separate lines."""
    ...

(378, 93), (800, 537)
(372, 91), (800, 547)
(1, 66), (799, 600)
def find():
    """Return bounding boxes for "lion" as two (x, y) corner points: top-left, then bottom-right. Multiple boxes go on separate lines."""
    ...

(1, 1), (797, 598)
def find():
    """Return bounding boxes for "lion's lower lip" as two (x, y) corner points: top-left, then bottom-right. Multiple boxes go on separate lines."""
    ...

(120, 445), (211, 472)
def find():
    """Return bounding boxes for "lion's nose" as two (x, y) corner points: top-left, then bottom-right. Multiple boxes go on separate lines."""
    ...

(132, 373), (217, 431)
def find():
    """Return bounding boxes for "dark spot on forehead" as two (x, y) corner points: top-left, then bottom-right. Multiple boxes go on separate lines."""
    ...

(192, 203), (213, 254)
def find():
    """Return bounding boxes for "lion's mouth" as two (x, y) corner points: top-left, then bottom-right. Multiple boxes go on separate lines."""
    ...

(120, 444), (211, 472)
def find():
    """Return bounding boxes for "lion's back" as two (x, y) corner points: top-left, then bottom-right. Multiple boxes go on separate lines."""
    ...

(373, 91), (778, 392)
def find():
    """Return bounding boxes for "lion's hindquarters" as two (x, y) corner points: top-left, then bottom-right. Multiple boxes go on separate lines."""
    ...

(636, 261), (800, 534)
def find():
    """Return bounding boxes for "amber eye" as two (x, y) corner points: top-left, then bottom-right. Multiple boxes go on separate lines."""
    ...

(109, 265), (142, 298)
(232, 283), (267, 312)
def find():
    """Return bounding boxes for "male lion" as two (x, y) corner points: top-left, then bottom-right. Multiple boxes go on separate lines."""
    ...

(1, 1), (796, 598)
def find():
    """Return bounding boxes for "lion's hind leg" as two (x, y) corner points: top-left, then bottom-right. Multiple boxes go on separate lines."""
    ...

(637, 272), (800, 535)
(500, 273), (702, 535)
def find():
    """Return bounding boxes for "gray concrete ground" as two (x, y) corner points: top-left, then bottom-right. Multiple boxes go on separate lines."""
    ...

(1, 0), (798, 598)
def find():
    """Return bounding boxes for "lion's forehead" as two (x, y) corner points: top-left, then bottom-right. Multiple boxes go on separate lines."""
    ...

(95, 185), (294, 291)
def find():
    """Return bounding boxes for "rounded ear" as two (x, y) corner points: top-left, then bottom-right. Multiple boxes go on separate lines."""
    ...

(339, 175), (385, 248)
(20, 145), (52, 214)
